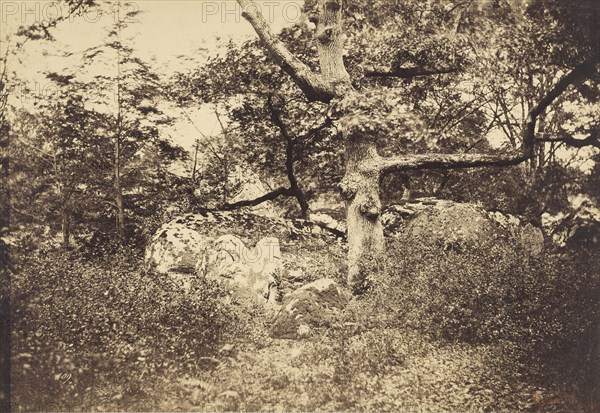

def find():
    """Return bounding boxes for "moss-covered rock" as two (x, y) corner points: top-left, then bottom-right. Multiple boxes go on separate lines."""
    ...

(270, 279), (351, 339)
(382, 198), (544, 256)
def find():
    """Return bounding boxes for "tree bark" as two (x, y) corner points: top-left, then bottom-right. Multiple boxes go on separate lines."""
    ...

(315, 0), (349, 82)
(340, 135), (384, 293)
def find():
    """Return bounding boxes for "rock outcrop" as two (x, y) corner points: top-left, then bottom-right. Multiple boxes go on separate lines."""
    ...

(145, 199), (547, 314)
(543, 195), (600, 249)
(145, 211), (347, 306)
(198, 235), (282, 306)
(382, 198), (544, 256)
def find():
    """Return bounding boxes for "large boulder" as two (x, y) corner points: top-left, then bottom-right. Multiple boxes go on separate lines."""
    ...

(145, 212), (292, 275)
(198, 235), (282, 306)
(145, 211), (347, 305)
(269, 278), (351, 339)
(145, 222), (208, 274)
(382, 198), (544, 256)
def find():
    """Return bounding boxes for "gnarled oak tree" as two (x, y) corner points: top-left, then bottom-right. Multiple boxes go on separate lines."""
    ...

(236, 0), (600, 292)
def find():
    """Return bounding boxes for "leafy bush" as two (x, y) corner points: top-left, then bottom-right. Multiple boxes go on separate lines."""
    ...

(11, 249), (237, 410)
(334, 237), (600, 411)
(362, 235), (600, 357)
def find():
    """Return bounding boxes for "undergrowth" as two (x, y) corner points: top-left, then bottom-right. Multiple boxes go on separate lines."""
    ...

(9, 236), (600, 412)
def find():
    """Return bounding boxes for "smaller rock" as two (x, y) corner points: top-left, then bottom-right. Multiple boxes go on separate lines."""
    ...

(219, 343), (235, 354)
(216, 390), (240, 412)
(270, 278), (351, 339)
(287, 269), (305, 281)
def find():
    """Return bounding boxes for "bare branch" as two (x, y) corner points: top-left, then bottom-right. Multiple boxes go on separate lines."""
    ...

(15, 0), (87, 45)
(10, 204), (46, 222)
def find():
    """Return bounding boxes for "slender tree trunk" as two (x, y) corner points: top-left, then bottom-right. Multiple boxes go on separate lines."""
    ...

(191, 140), (199, 182)
(114, 18), (125, 244)
(536, 114), (547, 172)
(61, 206), (70, 252)
(284, 133), (309, 218)
(114, 137), (125, 242)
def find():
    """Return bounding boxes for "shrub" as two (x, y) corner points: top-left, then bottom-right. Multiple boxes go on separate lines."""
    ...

(11, 249), (237, 410)
(342, 236), (600, 411)
(363, 235), (600, 356)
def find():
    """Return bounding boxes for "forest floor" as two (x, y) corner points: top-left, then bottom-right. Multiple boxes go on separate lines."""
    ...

(107, 326), (589, 413)
(10, 243), (599, 413)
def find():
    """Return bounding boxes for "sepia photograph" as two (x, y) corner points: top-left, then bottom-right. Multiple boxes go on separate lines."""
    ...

(0, 0), (599, 411)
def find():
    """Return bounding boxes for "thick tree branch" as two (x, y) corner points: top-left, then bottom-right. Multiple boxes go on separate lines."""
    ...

(521, 52), (600, 157)
(219, 186), (294, 211)
(364, 65), (459, 79)
(267, 96), (310, 218)
(237, 0), (340, 102)
(381, 52), (600, 174)
(536, 134), (600, 148)
(379, 152), (528, 173)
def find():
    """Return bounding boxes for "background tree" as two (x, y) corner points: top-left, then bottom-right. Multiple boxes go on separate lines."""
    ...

(76, 7), (186, 247)
(9, 77), (108, 252)
(0, 38), (11, 413)
(6, 4), (188, 252)
(173, 37), (339, 218)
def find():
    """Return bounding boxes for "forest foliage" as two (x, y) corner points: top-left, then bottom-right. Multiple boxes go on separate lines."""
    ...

(1, 0), (599, 411)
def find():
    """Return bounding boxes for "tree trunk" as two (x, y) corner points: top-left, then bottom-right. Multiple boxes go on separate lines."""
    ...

(313, 0), (383, 291)
(114, 137), (125, 243)
(191, 140), (199, 182)
(340, 136), (385, 293)
(316, 0), (349, 83)
(115, 24), (125, 244)
(61, 206), (70, 252)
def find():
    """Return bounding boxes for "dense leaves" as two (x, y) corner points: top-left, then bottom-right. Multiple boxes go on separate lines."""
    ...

(11, 250), (237, 411)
